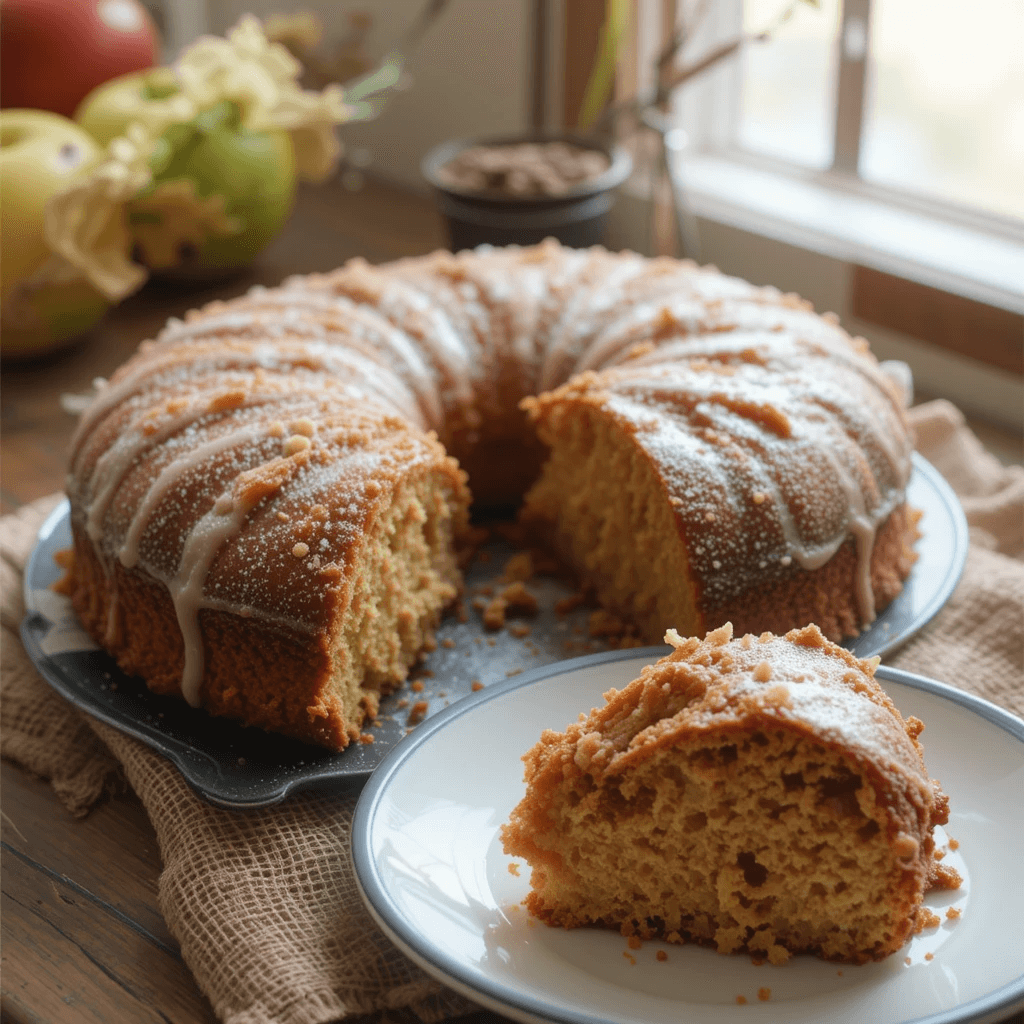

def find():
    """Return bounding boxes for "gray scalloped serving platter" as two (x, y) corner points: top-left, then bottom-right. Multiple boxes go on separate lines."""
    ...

(21, 452), (967, 809)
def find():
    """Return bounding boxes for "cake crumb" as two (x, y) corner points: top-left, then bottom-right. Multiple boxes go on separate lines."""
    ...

(946, 907), (961, 920)
(932, 862), (963, 889)
(623, 952), (636, 965)
(442, 638), (456, 649)
(358, 733), (374, 745)
(502, 551), (534, 582)
(471, 680), (484, 691)
(508, 863), (520, 877)
(948, 838), (959, 850)
(554, 593), (585, 615)
(411, 681), (425, 693)
(905, 957), (912, 965)
(407, 701), (428, 725)
(482, 596), (507, 628)
(916, 909), (942, 932)
(736, 996), (747, 1005)
(757, 988), (771, 1002)
(237, 757), (246, 766)
(656, 950), (668, 962)
(509, 623), (531, 638)
(283, 434), (311, 455)
(836, 970), (843, 976)
(507, 668), (522, 677)
(627, 935), (642, 950)
(486, 637), (496, 646)
(925, 952), (934, 961)
(501, 580), (538, 615)
(396, 698), (409, 709)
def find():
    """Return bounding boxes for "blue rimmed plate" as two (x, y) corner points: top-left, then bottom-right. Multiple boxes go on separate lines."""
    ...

(352, 651), (1024, 1024)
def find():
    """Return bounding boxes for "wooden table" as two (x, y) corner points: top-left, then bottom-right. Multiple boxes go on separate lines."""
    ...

(3, 178), (1021, 1024)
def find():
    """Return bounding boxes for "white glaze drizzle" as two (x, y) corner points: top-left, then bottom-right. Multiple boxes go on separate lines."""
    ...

(70, 362), (164, 473)
(85, 402), (212, 544)
(118, 423), (265, 568)
(166, 289), (444, 427)
(168, 484), (263, 705)
(604, 358), (906, 624)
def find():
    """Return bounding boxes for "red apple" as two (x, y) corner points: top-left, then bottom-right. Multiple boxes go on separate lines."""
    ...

(1, 0), (159, 118)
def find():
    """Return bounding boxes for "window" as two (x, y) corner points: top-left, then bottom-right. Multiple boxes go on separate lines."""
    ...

(616, 0), (1023, 426)
(737, 0), (840, 170)
(859, 0), (1024, 222)
(713, 0), (1024, 228)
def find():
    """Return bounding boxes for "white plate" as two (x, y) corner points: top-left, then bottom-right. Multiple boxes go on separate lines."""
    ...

(353, 652), (1024, 1024)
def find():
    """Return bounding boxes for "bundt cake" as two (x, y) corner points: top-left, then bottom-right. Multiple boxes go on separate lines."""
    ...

(501, 623), (960, 964)
(63, 242), (917, 749)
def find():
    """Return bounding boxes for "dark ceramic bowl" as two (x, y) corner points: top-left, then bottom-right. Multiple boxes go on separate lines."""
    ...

(422, 132), (632, 251)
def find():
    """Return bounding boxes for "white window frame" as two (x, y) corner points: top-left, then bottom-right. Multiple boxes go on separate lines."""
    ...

(714, 0), (1022, 242)
(650, 0), (1024, 309)
(610, 0), (1024, 428)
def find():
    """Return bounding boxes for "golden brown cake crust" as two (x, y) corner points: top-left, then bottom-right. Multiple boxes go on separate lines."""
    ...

(67, 528), (355, 748)
(705, 505), (920, 642)
(502, 624), (956, 964)
(520, 328), (916, 643)
(64, 242), (918, 749)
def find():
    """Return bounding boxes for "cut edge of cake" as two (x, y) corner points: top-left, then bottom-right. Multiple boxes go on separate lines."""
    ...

(501, 623), (962, 965)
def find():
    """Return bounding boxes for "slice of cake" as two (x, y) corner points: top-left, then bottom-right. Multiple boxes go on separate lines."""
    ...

(501, 623), (960, 964)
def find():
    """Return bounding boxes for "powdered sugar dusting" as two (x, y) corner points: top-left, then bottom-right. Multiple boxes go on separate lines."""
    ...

(67, 242), (914, 709)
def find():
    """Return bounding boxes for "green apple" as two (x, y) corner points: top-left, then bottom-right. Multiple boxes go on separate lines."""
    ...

(0, 110), (110, 358)
(142, 99), (297, 276)
(74, 67), (181, 148)
(76, 72), (298, 278)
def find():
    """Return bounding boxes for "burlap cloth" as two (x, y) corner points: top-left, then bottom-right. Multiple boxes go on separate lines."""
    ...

(2, 398), (1022, 1024)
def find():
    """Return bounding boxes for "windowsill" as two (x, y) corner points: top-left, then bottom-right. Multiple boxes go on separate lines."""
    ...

(675, 153), (1024, 315)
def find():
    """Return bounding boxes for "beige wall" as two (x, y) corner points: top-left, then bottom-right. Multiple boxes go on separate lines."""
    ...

(210, 0), (533, 189)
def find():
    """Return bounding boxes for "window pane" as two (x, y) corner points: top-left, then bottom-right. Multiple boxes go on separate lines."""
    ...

(861, 0), (1024, 221)
(737, 0), (841, 168)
